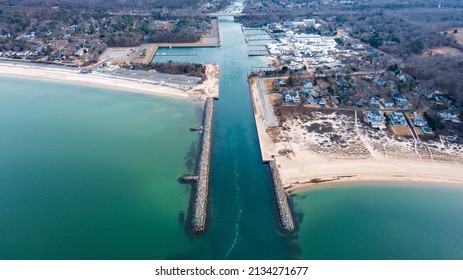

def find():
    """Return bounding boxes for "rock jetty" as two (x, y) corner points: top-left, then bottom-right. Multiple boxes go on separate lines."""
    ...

(269, 159), (295, 232)
(191, 97), (214, 233)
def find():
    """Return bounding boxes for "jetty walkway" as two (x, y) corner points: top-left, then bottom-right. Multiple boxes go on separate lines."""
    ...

(269, 160), (295, 232)
(191, 97), (214, 233)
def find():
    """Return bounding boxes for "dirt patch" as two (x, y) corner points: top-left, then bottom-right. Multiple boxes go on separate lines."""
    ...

(264, 79), (277, 92)
(390, 125), (412, 136)
(449, 28), (463, 45)
(426, 46), (463, 56)
(266, 127), (282, 143)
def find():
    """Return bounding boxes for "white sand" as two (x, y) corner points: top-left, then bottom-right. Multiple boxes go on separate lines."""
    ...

(186, 64), (220, 100)
(0, 62), (219, 100)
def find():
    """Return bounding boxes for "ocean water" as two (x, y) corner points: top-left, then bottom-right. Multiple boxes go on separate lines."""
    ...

(1, 17), (463, 260)
(0, 79), (208, 259)
(292, 185), (463, 259)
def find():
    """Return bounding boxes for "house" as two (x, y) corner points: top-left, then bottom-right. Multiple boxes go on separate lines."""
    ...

(282, 91), (300, 103)
(366, 49), (380, 58)
(353, 44), (365, 50)
(302, 80), (313, 91)
(368, 96), (381, 108)
(278, 80), (287, 87)
(437, 110), (460, 123)
(413, 115), (428, 127)
(424, 91), (434, 99)
(398, 73), (413, 83)
(336, 77), (350, 88)
(389, 111), (407, 126)
(319, 98), (327, 107)
(393, 94), (409, 107)
(381, 98), (395, 109)
(306, 95), (317, 104)
(339, 90), (353, 98)
(365, 109), (385, 128)
(375, 75), (386, 86)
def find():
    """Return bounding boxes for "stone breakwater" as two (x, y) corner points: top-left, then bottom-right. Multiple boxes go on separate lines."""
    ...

(191, 97), (214, 233)
(269, 160), (295, 232)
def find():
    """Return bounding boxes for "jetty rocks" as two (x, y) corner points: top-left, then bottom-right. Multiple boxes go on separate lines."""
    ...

(191, 97), (214, 233)
(269, 160), (295, 232)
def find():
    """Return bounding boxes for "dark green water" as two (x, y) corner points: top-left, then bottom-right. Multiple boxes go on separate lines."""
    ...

(1, 18), (463, 259)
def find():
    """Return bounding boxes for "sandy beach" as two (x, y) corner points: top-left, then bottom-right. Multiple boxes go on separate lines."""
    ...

(0, 61), (219, 100)
(249, 77), (463, 193)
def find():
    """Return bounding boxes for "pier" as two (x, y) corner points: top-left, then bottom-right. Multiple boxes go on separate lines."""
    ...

(191, 97), (214, 233)
(156, 53), (198, 57)
(269, 159), (295, 232)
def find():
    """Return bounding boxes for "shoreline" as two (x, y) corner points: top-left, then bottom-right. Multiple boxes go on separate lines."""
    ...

(287, 178), (463, 195)
(0, 61), (219, 100)
(248, 76), (463, 194)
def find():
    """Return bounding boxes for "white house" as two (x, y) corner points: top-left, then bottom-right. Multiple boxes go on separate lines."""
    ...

(389, 111), (407, 126)
(282, 91), (300, 103)
(413, 114), (428, 127)
(365, 109), (385, 128)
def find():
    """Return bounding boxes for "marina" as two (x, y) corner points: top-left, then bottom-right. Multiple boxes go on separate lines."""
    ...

(242, 27), (276, 56)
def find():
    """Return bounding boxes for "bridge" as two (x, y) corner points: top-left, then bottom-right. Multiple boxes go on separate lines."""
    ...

(208, 13), (246, 17)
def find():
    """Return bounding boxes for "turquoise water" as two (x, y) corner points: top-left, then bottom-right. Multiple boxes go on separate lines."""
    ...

(0, 79), (207, 259)
(292, 185), (463, 259)
(1, 17), (463, 259)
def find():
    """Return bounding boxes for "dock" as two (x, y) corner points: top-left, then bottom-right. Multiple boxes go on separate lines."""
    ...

(156, 53), (198, 57)
(269, 160), (295, 232)
(191, 97), (214, 233)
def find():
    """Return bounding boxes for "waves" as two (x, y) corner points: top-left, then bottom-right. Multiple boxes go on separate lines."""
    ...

(225, 159), (242, 259)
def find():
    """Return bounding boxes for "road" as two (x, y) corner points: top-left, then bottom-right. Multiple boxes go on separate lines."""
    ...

(256, 78), (279, 127)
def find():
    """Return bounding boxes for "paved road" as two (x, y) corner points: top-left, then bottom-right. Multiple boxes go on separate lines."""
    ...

(110, 68), (201, 87)
(256, 78), (279, 127)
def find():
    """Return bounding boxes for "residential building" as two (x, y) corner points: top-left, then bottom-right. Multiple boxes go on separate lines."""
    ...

(302, 80), (313, 91)
(368, 96), (381, 108)
(389, 111), (407, 126)
(437, 110), (461, 123)
(365, 109), (385, 128)
(413, 115), (428, 127)
(381, 98), (395, 109)
(282, 91), (300, 103)
(375, 75), (386, 86)
(393, 94), (409, 107)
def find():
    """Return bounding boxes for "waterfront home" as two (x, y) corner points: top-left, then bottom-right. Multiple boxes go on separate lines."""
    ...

(282, 91), (300, 103)
(319, 98), (327, 108)
(368, 96), (381, 108)
(365, 109), (385, 128)
(393, 94), (409, 107)
(437, 110), (461, 123)
(389, 111), (407, 126)
(307, 95), (318, 105)
(381, 98), (395, 109)
(413, 114), (428, 127)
